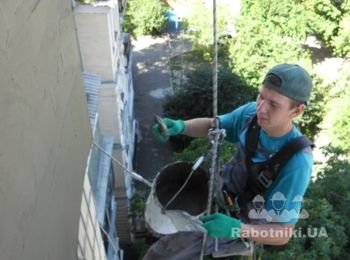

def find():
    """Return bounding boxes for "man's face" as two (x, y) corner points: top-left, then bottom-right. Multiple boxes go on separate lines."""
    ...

(256, 86), (303, 136)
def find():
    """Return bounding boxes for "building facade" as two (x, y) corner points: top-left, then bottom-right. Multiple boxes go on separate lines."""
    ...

(0, 0), (135, 259)
(0, 0), (92, 259)
(74, 0), (136, 247)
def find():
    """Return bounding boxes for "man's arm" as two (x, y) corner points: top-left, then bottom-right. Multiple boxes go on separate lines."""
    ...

(183, 118), (213, 137)
(240, 223), (295, 245)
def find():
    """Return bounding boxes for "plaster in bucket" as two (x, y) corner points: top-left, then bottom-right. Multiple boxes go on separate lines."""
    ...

(145, 161), (209, 236)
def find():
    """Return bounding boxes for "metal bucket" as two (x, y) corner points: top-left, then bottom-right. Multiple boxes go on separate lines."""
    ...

(145, 161), (209, 236)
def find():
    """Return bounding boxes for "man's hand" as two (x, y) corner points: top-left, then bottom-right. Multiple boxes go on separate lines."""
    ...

(151, 117), (185, 142)
(200, 213), (241, 240)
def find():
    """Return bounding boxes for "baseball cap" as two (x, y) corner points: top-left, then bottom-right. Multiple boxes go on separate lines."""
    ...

(263, 64), (313, 104)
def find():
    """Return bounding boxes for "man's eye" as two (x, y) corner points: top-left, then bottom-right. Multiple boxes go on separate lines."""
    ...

(271, 102), (278, 108)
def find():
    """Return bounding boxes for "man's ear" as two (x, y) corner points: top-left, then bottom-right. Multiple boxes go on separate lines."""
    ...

(291, 104), (305, 118)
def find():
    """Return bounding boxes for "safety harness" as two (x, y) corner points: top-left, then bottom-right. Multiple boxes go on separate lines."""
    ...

(221, 115), (313, 220)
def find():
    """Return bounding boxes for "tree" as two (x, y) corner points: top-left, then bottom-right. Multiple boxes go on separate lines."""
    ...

(182, 0), (237, 61)
(228, 0), (313, 88)
(295, 74), (329, 140)
(319, 61), (350, 151)
(262, 146), (350, 259)
(167, 1), (350, 258)
(123, 0), (168, 37)
(302, 0), (350, 57)
(164, 64), (257, 120)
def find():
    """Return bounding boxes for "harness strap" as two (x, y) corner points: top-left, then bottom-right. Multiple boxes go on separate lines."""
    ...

(239, 115), (314, 206)
(266, 135), (314, 173)
(245, 115), (259, 167)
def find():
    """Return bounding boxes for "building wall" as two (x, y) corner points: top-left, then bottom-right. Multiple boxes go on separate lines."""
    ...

(0, 1), (91, 259)
(98, 84), (121, 141)
(74, 1), (136, 245)
(80, 71), (122, 259)
(78, 173), (108, 260)
(74, 4), (119, 81)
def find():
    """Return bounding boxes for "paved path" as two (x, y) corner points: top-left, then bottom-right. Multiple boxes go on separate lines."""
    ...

(132, 32), (191, 194)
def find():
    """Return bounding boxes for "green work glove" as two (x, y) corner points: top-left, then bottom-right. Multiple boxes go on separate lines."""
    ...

(151, 117), (185, 143)
(200, 213), (241, 240)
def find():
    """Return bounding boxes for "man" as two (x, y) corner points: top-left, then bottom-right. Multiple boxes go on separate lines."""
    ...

(146, 64), (313, 259)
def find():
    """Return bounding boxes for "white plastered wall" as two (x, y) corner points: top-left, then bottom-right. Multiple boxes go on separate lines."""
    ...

(0, 1), (91, 259)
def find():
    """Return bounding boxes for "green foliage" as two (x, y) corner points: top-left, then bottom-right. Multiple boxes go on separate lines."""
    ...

(331, 14), (350, 56)
(163, 1), (350, 258)
(134, 239), (150, 260)
(228, 27), (312, 88)
(241, 0), (311, 40)
(295, 75), (329, 140)
(123, 0), (168, 37)
(229, 0), (312, 88)
(263, 147), (350, 259)
(172, 138), (208, 163)
(130, 193), (146, 216)
(319, 61), (350, 151)
(322, 95), (350, 151)
(181, 0), (212, 49)
(302, 0), (340, 41)
(76, 0), (95, 3)
(164, 62), (255, 150)
(302, 0), (350, 57)
(164, 64), (257, 120)
(172, 138), (236, 165)
(182, 0), (237, 61)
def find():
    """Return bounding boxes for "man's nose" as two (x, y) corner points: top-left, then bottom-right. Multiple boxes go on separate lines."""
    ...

(257, 100), (267, 113)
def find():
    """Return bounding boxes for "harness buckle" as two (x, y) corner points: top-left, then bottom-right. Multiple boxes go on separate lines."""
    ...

(257, 170), (273, 189)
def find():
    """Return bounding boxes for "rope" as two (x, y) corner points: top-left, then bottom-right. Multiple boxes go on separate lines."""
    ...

(164, 156), (205, 209)
(200, 0), (219, 259)
(93, 142), (152, 188)
(212, 0), (218, 120)
(209, 0), (219, 215)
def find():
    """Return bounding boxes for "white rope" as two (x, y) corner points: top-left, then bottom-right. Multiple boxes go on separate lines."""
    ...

(164, 156), (205, 209)
(209, 0), (219, 212)
(200, 0), (219, 258)
(212, 0), (218, 120)
(93, 142), (152, 188)
(208, 0), (219, 215)
(100, 226), (120, 257)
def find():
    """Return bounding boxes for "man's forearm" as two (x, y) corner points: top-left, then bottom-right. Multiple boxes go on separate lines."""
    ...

(240, 223), (295, 245)
(183, 118), (213, 137)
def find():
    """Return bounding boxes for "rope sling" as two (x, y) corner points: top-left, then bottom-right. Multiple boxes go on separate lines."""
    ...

(199, 0), (220, 258)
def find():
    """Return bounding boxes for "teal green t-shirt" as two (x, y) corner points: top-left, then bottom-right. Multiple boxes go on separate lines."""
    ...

(218, 102), (313, 224)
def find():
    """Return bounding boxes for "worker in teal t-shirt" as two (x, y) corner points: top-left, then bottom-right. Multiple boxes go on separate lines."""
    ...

(147, 64), (313, 259)
(219, 101), (313, 225)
